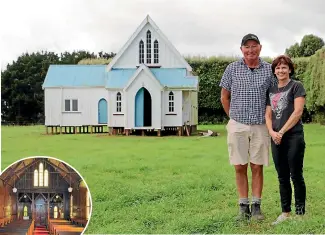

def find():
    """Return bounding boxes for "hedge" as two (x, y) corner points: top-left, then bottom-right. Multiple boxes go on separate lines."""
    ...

(186, 56), (314, 124)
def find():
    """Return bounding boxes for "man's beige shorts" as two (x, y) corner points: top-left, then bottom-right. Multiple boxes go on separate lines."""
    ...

(226, 119), (270, 166)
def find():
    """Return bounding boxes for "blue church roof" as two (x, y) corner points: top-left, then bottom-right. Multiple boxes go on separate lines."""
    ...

(43, 65), (198, 89)
(43, 65), (107, 87)
(106, 68), (198, 88)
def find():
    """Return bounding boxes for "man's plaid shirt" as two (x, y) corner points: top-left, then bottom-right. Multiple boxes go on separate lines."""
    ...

(219, 57), (277, 125)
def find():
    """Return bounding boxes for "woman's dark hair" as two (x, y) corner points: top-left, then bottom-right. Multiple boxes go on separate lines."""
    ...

(271, 55), (295, 76)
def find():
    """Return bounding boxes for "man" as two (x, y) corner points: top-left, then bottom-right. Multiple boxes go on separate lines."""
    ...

(219, 33), (277, 221)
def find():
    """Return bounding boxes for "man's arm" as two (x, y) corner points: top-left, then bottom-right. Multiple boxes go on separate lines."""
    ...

(221, 88), (231, 117)
(219, 64), (232, 117)
(265, 105), (273, 134)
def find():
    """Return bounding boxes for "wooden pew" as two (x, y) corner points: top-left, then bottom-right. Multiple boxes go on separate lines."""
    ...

(0, 218), (5, 227)
(0, 217), (18, 227)
(71, 218), (88, 227)
(53, 225), (84, 235)
(48, 219), (71, 234)
(0, 219), (34, 235)
(48, 218), (84, 235)
(4, 217), (10, 225)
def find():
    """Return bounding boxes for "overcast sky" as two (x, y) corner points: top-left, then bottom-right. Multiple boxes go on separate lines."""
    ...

(1, 0), (325, 70)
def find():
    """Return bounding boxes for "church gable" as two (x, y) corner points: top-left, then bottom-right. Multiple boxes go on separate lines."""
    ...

(108, 15), (192, 71)
(123, 64), (163, 92)
(0, 158), (80, 193)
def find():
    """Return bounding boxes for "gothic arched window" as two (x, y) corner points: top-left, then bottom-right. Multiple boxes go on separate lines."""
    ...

(146, 30), (151, 63)
(154, 40), (159, 63)
(139, 40), (144, 64)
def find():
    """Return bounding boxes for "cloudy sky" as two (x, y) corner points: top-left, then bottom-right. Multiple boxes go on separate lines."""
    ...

(1, 0), (325, 70)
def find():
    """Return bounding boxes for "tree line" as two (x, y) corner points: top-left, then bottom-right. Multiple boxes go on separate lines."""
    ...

(1, 35), (324, 125)
(1, 51), (115, 124)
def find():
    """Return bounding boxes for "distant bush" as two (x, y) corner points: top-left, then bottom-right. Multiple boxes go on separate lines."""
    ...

(78, 58), (112, 65)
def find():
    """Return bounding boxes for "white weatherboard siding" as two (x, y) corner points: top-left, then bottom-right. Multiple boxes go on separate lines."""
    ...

(181, 91), (198, 126)
(125, 70), (162, 129)
(182, 91), (191, 125)
(45, 88), (61, 126)
(163, 90), (182, 127)
(191, 91), (198, 125)
(45, 88), (108, 126)
(108, 90), (125, 127)
(114, 24), (184, 69)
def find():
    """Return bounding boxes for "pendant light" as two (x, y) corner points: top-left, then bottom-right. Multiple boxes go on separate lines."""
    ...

(12, 175), (17, 193)
(68, 171), (73, 193)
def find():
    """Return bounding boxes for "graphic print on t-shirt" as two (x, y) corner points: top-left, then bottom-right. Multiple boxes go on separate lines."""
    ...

(270, 89), (290, 119)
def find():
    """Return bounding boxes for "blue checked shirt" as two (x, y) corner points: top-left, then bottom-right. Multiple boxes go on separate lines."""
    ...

(219, 58), (277, 125)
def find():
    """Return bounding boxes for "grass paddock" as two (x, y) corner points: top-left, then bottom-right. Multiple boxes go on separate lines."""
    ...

(1, 124), (325, 233)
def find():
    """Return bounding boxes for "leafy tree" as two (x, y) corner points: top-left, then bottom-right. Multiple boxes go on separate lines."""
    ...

(1, 50), (111, 124)
(285, 34), (324, 58)
(303, 48), (325, 123)
(1, 51), (59, 124)
(285, 43), (302, 58)
(98, 51), (116, 59)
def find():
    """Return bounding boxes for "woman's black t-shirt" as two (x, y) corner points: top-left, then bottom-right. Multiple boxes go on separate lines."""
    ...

(266, 79), (306, 134)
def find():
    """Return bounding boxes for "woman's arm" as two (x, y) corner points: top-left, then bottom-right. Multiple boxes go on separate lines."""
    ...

(279, 97), (305, 135)
(266, 105), (282, 144)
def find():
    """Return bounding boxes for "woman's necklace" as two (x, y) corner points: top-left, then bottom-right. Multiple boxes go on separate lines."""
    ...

(278, 79), (291, 93)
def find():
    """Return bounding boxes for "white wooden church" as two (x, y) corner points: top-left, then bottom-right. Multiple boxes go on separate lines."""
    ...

(42, 15), (198, 136)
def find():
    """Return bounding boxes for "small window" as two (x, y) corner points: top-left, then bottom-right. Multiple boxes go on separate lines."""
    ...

(169, 91), (174, 112)
(24, 206), (28, 217)
(116, 92), (122, 112)
(154, 40), (159, 64)
(44, 170), (48, 187)
(65, 100), (70, 111)
(34, 170), (38, 187)
(39, 163), (44, 187)
(72, 100), (78, 111)
(139, 40), (144, 64)
(65, 99), (78, 112)
(146, 30), (151, 64)
(54, 206), (58, 219)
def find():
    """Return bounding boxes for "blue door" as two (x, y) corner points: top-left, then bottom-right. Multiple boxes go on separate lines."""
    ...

(135, 88), (144, 127)
(98, 99), (108, 124)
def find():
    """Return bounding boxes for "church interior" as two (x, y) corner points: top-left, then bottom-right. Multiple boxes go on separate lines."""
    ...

(0, 157), (91, 235)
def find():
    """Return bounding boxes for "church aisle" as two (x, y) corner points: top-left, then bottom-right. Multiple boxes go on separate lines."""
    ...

(34, 226), (49, 235)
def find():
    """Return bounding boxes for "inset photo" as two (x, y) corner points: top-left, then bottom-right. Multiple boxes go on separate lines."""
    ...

(0, 156), (92, 235)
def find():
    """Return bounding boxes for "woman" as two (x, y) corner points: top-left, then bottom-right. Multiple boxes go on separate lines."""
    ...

(265, 55), (306, 225)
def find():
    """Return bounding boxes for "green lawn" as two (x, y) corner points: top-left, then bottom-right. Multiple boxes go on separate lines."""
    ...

(1, 124), (325, 234)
